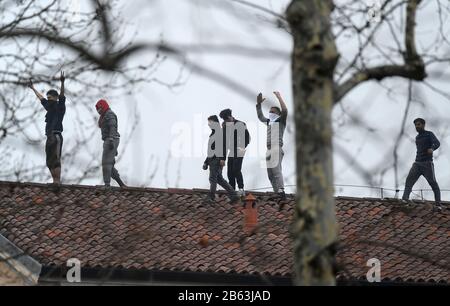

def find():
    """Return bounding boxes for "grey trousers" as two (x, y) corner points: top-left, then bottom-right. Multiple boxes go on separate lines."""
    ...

(266, 147), (285, 193)
(102, 138), (121, 185)
(209, 158), (236, 200)
(402, 161), (441, 202)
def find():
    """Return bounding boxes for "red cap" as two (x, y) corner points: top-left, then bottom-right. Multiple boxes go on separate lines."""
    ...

(96, 99), (110, 113)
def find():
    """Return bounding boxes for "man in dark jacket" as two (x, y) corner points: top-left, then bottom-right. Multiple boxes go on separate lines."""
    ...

(203, 115), (239, 204)
(95, 99), (126, 188)
(219, 109), (251, 197)
(402, 118), (442, 211)
(28, 71), (66, 185)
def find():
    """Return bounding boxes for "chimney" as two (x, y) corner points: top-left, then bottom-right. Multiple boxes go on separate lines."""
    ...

(243, 193), (258, 234)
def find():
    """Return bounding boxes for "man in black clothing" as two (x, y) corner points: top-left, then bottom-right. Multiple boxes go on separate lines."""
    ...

(402, 118), (442, 211)
(219, 109), (251, 197)
(28, 71), (66, 184)
(203, 115), (239, 204)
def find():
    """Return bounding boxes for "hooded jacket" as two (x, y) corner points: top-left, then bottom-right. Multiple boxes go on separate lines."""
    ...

(96, 100), (120, 141)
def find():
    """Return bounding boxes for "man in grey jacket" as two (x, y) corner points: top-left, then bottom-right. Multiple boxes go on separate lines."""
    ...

(256, 91), (288, 199)
(95, 99), (126, 188)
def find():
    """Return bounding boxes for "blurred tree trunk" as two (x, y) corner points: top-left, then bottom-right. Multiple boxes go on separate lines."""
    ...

(286, 0), (339, 286)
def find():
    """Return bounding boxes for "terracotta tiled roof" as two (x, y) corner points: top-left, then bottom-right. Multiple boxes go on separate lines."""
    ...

(0, 181), (449, 284)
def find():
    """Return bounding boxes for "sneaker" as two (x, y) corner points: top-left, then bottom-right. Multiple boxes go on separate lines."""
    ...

(237, 189), (246, 197)
(433, 203), (443, 212)
(101, 184), (112, 191)
(400, 199), (410, 206)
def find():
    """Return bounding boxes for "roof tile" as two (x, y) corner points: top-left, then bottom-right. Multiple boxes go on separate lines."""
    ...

(0, 181), (449, 283)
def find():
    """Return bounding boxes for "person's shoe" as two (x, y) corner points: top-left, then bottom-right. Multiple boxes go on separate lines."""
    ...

(115, 177), (127, 188)
(278, 191), (287, 200)
(203, 197), (215, 204)
(433, 203), (443, 212)
(100, 184), (112, 191)
(237, 189), (246, 198)
(48, 182), (61, 192)
(400, 199), (411, 207)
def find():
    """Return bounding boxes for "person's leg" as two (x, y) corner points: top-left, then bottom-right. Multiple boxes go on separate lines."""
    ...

(109, 139), (126, 187)
(209, 159), (220, 200)
(102, 140), (115, 186)
(234, 157), (244, 190)
(266, 149), (277, 192)
(216, 165), (238, 201)
(53, 168), (61, 184)
(227, 157), (236, 190)
(111, 167), (126, 187)
(45, 135), (53, 179)
(271, 148), (285, 197)
(402, 163), (421, 200)
(46, 134), (58, 183)
(267, 167), (276, 192)
(52, 134), (63, 184)
(422, 162), (441, 203)
(276, 148), (285, 193)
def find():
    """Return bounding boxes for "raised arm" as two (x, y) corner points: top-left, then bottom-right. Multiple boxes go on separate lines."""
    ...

(59, 71), (65, 98)
(256, 93), (269, 123)
(28, 79), (44, 101)
(273, 91), (288, 119)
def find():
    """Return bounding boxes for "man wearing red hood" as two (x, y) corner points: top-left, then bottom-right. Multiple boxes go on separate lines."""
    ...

(95, 99), (126, 188)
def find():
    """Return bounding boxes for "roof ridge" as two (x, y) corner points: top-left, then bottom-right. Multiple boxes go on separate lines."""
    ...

(0, 180), (449, 204)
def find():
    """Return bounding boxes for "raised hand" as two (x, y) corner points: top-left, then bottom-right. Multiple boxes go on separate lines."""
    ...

(273, 91), (282, 99)
(257, 93), (266, 105)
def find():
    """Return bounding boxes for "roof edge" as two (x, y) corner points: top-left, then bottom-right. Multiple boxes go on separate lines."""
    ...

(1, 180), (449, 204)
(39, 266), (292, 286)
(0, 234), (42, 285)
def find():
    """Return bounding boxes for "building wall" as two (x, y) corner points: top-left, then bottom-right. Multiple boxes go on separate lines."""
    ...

(0, 261), (26, 286)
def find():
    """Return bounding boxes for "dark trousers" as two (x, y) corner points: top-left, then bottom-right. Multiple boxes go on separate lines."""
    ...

(45, 132), (63, 170)
(227, 157), (244, 190)
(209, 158), (236, 200)
(402, 161), (441, 202)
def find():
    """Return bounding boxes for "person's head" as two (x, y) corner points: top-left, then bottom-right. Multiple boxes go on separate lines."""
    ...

(207, 115), (219, 129)
(219, 109), (233, 122)
(414, 118), (426, 133)
(270, 106), (281, 116)
(95, 99), (110, 115)
(46, 90), (59, 102)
